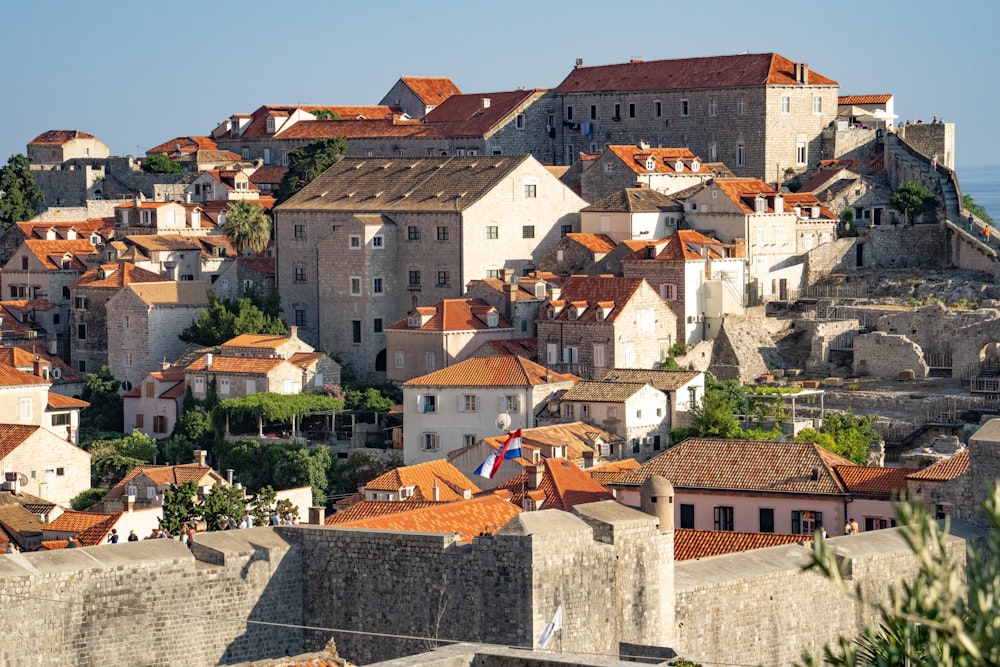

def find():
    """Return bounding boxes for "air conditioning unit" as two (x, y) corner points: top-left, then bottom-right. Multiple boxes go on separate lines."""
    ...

(0, 481), (16, 492)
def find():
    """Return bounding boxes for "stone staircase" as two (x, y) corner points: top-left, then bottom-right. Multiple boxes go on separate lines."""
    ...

(885, 134), (961, 221)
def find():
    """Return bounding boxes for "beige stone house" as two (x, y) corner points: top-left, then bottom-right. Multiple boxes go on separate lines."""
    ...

(379, 76), (462, 119)
(464, 270), (562, 339)
(123, 367), (186, 438)
(70, 261), (170, 374)
(580, 145), (715, 202)
(219, 330), (313, 359)
(538, 233), (619, 276)
(596, 368), (705, 432)
(27, 130), (109, 166)
(275, 155), (586, 378)
(402, 355), (578, 465)
(0, 218), (111, 267)
(184, 353), (305, 400)
(558, 380), (669, 459)
(552, 53), (838, 177)
(0, 423), (91, 506)
(621, 230), (747, 344)
(385, 298), (514, 383)
(211, 256), (276, 301)
(185, 170), (260, 203)
(102, 455), (226, 512)
(536, 276), (677, 378)
(0, 363), (87, 445)
(579, 187), (685, 244)
(105, 281), (210, 387)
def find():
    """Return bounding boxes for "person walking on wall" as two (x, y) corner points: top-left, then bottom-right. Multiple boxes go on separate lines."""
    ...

(844, 520), (855, 535)
(931, 153), (938, 171)
(850, 518), (860, 535)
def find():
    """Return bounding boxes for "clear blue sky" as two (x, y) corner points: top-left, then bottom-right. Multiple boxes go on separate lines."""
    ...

(2, 1), (997, 167)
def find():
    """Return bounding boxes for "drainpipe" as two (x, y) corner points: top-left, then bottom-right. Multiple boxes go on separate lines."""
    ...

(843, 494), (853, 536)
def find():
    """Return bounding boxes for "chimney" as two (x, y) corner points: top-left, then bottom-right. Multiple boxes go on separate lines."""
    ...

(124, 495), (135, 513)
(527, 464), (544, 491)
(308, 506), (325, 525)
(638, 141), (650, 151)
(289, 325), (299, 340)
(206, 353), (213, 370)
(574, 58), (584, 69)
(432, 480), (440, 502)
(160, 359), (170, 371)
(481, 97), (491, 110)
(503, 281), (517, 321)
(33, 356), (43, 378)
(225, 468), (234, 485)
(185, 192), (192, 204)
(194, 449), (208, 466)
(582, 450), (595, 469)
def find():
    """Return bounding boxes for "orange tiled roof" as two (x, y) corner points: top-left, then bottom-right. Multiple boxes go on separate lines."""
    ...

(29, 130), (96, 145)
(288, 352), (326, 370)
(546, 276), (646, 322)
(46, 509), (117, 535)
(106, 463), (217, 499)
(16, 218), (110, 239)
(781, 193), (838, 220)
(421, 89), (545, 137)
(401, 76), (462, 105)
(838, 94), (892, 105)
(585, 458), (641, 486)
(126, 282), (209, 306)
(493, 458), (614, 512)
(326, 500), (440, 524)
(562, 381), (650, 403)
(0, 425), (41, 459)
(387, 298), (510, 332)
(47, 393), (89, 410)
(0, 365), (50, 388)
(363, 459), (480, 502)
(907, 450), (969, 482)
(22, 239), (98, 270)
(599, 368), (702, 391)
(404, 355), (577, 388)
(834, 465), (910, 497)
(0, 504), (44, 533)
(222, 333), (297, 349)
(0, 346), (80, 384)
(566, 233), (617, 254)
(618, 438), (854, 494)
(335, 494), (521, 543)
(712, 179), (778, 214)
(674, 529), (809, 561)
(623, 230), (735, 263)
(146, 136), (218, 155)
(185, 354), (287, 375)
(477, 422), (621, 465)
(605, 146), (704, 175)
(248, 165), (288, 186)
(73, 261), (170, 288)
(555, 53), (836, 93)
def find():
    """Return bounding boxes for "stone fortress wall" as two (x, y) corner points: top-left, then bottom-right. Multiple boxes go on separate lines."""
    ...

(0, 499), (975, 667)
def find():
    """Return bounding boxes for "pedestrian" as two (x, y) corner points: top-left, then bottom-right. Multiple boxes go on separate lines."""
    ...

(930, 153), (938, 171)
(969, 214), (976, 231)
(986, 226), (992, 244)
(819, 525), (828, 539)
(67, 535), (78, 548)
(844, 520), (855, 535)
(187, 525), (196, 545)
(107, 528), (119, 544)
(127, 530), (138, 542)
(850, 518), (860, 535)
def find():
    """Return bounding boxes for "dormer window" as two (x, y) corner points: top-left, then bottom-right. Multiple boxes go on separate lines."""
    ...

(754, 196), (767, 214)
(674, 159), (684, 172)
(534, 283), (546, 298)
(266, 117), (275, 133)
(61, 255), (73, 270)
(644, 156), (656, 172)
(487, 311), (499, 327)
(399, 486), (415, 499)
(407, 316), (420, 328)
(691, 160), (700, 172)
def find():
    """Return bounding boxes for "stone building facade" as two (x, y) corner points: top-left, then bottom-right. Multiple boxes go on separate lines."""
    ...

(274, 155), (585, 378)
(550, 53), (838, 178)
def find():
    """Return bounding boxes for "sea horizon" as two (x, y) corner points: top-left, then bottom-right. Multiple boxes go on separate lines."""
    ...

(957, 164), (1000, 222)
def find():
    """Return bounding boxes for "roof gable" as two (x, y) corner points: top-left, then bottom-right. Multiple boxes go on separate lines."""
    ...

(401, 77), (462, 105)
(404, 355), (577, 388)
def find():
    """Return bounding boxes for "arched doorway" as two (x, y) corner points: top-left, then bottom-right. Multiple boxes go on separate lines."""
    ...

(375, 349), (387, 373)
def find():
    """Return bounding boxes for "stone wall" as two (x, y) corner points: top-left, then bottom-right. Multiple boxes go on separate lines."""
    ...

(805, 319), (859, 371)
(709, 315), (782, 383)
(852, 331), (929, 378)
(897, 123), (955, 170)
(816, 224), (948, 276)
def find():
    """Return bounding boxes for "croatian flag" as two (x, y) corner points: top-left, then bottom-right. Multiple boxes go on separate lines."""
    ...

(475, 429), (522, 479)
(537, 605), (563, 648)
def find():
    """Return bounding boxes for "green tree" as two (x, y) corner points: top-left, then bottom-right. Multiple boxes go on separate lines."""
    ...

(164, 407), (215, 464)
(890, 182), (938, 225)
(250, 485), (278, 526)
(311, 109), (341, 120)
(141, 152), (183, 174)
(223, 200), (272, 256)
(688, 389), (743, 438)
(963, 194), (995, 228)
(80, 366), (124, 434)
(161, 480), (201, 533)
(180, 292), (286, 346)
(274, 137), (346, 203)
(70, 488), (107, 510)
(795, 411), (880, 465)
(0, 154), (44, 228)
(84, 431), (158, 487)
(200, 484), (246, 531)
(343, 387), (394, 412)
(326, 451), (402, 499)
(801, 484), (1000, 666)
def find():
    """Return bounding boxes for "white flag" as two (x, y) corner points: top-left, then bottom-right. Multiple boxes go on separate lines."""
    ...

(537, 605), (563, 648)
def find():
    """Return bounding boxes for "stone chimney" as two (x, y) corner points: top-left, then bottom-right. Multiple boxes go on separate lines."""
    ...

(794, 62), (809, 85)
(527, 464), (544, 490)
(481, 97), (491, 110)
(33, 357), (43, 378)
(432, 480), (440, 502)
(289, 325), (299, 340)
(205, 353), (213, 371)
(502, 274), (517, 321)
(194, 449), (208, 466)
(225, 468), (234, 485)
(308, 506), (325, 525)
(124, 495), (134, 513)
(582, 450), (595, 469)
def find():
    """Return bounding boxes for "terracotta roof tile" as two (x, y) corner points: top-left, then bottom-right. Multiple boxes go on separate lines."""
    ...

(472, 338), (538, 358)
(712, 179), (778, 214)
(834, 465), (910, 497)
(0, 365), (50, 388)
(73, 261), (170, 288)
(387, 298), (511, 332)
(562, 381), (649, 402)
(838, 94), (892, 105)
(47, 393), (89, 410)
(0, 504), (44, 533)
(907, 450), (969, 481)
(599, 368), (702, 391)
(237, 256), (276, 275)
(326, 500), (440, 524)
(618, 438), (854, 493)
(565, 233), (617, 253)
(146, 136), (218, 155)
(555, 53), (836, 93)
(126, 282), (210, 306)
(363, 460), (480, 502)
(124, 234), (202, 252)
(401, 76), (462, 105)
(674, 529), (809, 561)
(421, 89), (546, 137)
(546, 276), (646, 322)
(493, 458), (614, 512)
(604, 146), (705, 176)
(476, 422), (622, 465)
(46, 510), (121, 546)
(249, 166), (288, 186)
(584, 458), (641, 486)
(29, 130), (96, 145)
(222, 333), (298, 350)
(335, 494), (521, 542)
(185, 354), (287, 374)
(22, 239), (98, 270)
(106, 463), (217, 499)
(404, 355), (577, 388)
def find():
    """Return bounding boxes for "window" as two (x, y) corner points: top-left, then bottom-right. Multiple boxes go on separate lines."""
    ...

(515, 113), (525, 129)
(349, 235), (361, 248)
(153, 415), (167, 434)
(74, 296), (88, 309)
(628, 103), (636, 118)
(613, 103), (621, 119)
(714, 506), (734, 531)
(680, 99), (689, 117)
(546, 342), (557, 365)
(505, 395), (521, 412)
(486, 269), (501, 279)
(295, 267), (307, 283)
(436, 271), (449, 287)
(219, 378), (230, 395)
(581, 404), (590, 419)
(422, 433), (439, 451)
(77, 324), (87, 340)
(373, 318), (383, 333)
(607, 406), (618, 420)
(419, 394), (437, 413)
(373, 277), (383, 294)
(781, 96), (791, 114)
(563, 404), (575, 419)
(660, 284), (677, 300)
(407, 226), (421, 241)
(394, 351), (404, 368)
(560, 224), (572, 237)
(124, 351), (133, 367)
(759, 508), (775, 533)
(78, 360), (86, 373)
(246, 380), (256, 394)
(462, 395), (479, 412)
(593, 344), (605, 368)
(651, 101), (662, 118)
(756, 228), (767, 245)
(485, 225), (499, 240)
(737, 98), (745, 115)
(18, 397), (31, 421)
(562, 346), (578, 363)
(352, 320), (362, 344)
(791, 510), (823, 535)
(436, 226), (449, 241)
(464, 434), (478, 447)
(21, 256), (28, 270)
(134, 414), (144, 429)
(797, 140), (807, 166)
(566, 105), (573, 120)
(688, 386), (698, 409)
(408, 270), (421, 286)
(350, 277), (361, 295)
(425, 351), (436, 370)
(522, 225), (535, 239)
(294, 309), (306, 327)
(294, 224), (306, 239)
(124, 315), (130, 329)
(736, 142), (745, 167)
(523, 183), (537, 199)
(590, 105), (597, 120)
(708, 99), (717, 117)
(680, 504), (695, 529)
(813, 95), (822, 114)
(371, 235), (384, 248)
(52, 412), (70, 426)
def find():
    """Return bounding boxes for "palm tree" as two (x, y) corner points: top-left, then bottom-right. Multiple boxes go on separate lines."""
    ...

(223, 200), (272, 255)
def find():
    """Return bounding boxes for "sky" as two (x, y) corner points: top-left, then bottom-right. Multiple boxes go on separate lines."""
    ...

(1, 1), (998, 171)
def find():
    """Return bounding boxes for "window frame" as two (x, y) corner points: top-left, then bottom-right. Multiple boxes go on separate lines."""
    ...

(714, 505), (735, 531)
(485, 225), (499, 240)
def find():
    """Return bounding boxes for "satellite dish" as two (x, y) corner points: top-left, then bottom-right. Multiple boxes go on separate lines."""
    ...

(496, 412), (512, 431)
(17, 473), (27, 487)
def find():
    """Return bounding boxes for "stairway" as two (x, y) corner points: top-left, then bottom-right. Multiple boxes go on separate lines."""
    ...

(885, 135), (961, 221)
